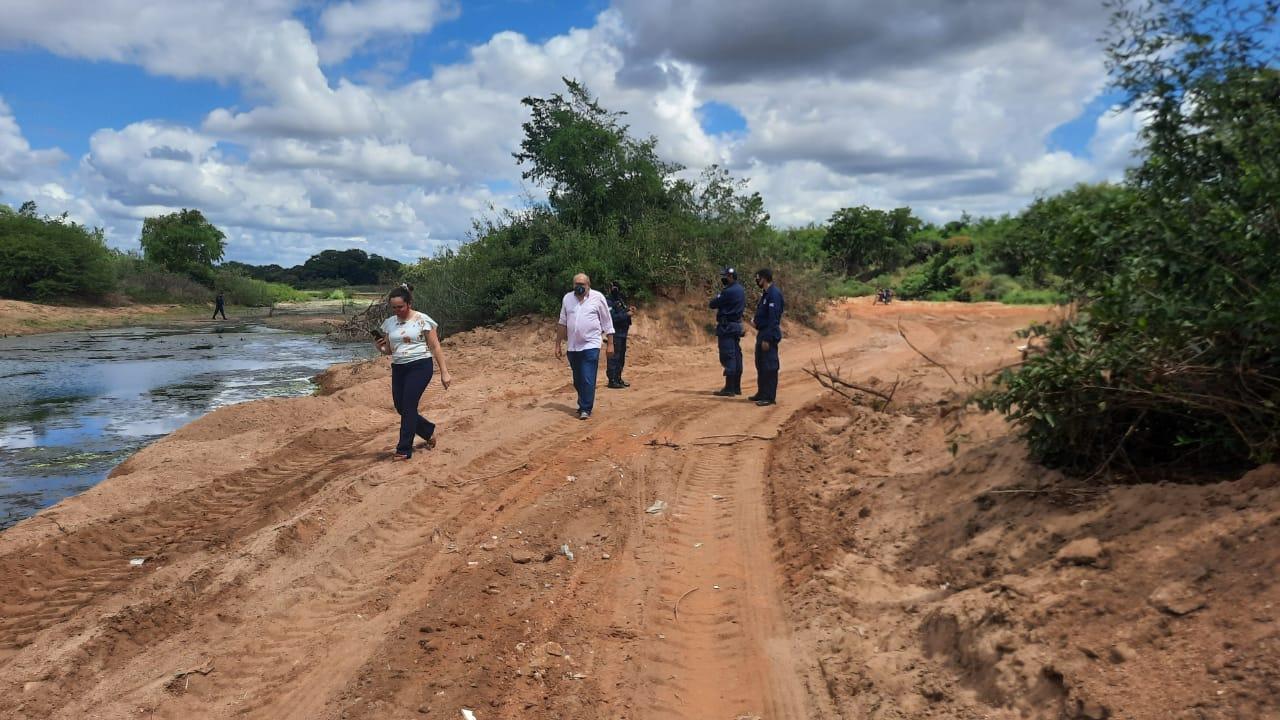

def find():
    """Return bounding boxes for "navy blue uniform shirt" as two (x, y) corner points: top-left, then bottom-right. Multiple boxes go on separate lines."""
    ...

(609, 295), (632, 337)
(709, 281), (746, 335)
(753, 284), (784, 343)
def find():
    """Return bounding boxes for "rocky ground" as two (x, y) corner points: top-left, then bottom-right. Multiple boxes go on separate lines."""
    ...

(1, 297), (1274, 719)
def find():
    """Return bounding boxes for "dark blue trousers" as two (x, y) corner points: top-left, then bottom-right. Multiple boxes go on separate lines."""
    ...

(566, 348), (600, 413)
(754, 337), (780, 401)
(606, 336), (628, 383)
(717, 333), (742, 377)
(390, 357), (435, 455)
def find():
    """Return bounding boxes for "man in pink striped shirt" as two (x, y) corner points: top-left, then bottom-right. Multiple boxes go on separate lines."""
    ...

(555, 273), (615, 420)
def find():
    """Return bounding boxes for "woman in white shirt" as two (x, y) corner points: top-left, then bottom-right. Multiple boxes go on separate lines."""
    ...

(374, 284), (452, 460)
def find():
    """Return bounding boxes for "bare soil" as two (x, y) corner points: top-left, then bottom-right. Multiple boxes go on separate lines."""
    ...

(1, 298), (1275, 719)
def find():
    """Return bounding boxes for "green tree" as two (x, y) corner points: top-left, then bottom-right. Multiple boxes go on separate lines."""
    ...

(984, 0), (1280, 473)
(823, 205), (922, 276)
(140, 209), (226, 285)
(515, 78), (682, 231)
(0, 202), (115, 300)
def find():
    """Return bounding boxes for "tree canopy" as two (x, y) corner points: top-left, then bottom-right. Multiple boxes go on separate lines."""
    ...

(140, 209), (226, 285)
(514, 78), (682, 231)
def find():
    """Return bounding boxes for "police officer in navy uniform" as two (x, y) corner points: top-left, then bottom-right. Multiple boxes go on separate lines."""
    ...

(749, 268), (784, 406)
(709, 266), (746, 396)
(606, 281), (632, 389)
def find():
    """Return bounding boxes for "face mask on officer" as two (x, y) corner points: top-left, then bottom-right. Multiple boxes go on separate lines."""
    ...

(721, 276), (731, 286)
(574, 283), (587, 297)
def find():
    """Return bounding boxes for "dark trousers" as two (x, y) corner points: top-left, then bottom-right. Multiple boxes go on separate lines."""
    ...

(754, 337), (780, 401)
(390, 357), (435, 455)
(606, 335), (628, 382)
(212, 305), (226, 320)
(566, 348), (600, 413)
(717, 333), (742, 377)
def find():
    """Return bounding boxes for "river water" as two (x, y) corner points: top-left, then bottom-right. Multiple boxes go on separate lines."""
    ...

(0, 323), (375, 530)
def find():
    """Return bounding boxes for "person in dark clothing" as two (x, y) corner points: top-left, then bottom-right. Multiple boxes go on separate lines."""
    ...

(749, 268), (784, 406)
(606, 282), (632, 389)
(212, 291), (227, 320)
(709, 266), (746, 396)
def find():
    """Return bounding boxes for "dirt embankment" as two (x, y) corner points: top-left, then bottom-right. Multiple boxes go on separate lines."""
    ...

(0, 297), (1274, 719)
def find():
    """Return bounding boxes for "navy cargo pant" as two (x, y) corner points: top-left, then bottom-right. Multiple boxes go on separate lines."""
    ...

(754, 337), (780, 402)
(717, 333), (742, 377)
(390, 357), (436, 456)
(606, 335), (628, 383)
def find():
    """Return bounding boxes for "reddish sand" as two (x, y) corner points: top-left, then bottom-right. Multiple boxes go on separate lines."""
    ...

(1, 298), (1275, 719)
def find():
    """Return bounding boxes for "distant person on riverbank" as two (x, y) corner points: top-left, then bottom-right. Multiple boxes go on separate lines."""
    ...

(212, 292), (227, 320)
(373, 284), (452, 460)
(606, 281), (632, 390)
(750, 268), (784, 406)
(555, 273), (615, 420)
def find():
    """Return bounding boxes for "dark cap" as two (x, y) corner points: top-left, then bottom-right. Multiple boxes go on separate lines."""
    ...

(720, 266), (736, 277)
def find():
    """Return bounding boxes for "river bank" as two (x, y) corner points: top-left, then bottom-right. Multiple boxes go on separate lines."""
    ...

(0, 322), (376, 529)
(0, 298), (361, 337)
(1, 298), (1273, 719)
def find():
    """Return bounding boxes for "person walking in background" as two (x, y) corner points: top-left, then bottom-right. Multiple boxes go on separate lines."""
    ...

(555, 273), (614, 420)
(606, 281), (632, 389)
(373, 284), (452, 460)
(749, 268), (784, 406)
(709, 266), (746, 396)
(212, 291), (227, 320)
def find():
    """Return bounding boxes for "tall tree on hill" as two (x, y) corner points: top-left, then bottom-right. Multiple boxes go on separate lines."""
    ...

(140, 209), (226, 286)
(515, 78), (682, 231)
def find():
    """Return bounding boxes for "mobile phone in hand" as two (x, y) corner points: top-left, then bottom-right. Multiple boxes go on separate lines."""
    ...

(370, 328), (385, 339)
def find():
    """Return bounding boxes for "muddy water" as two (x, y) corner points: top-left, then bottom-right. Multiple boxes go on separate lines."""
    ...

(0, 323), (375, 529)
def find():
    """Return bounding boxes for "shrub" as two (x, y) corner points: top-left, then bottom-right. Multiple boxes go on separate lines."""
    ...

(983, 0), (1280, 475)
(0, 205), (115, 300)
(216, 270), (307, 306)
(831, 278), (876, 297)
(1000, 288), (1066, 305)
(113, 254), (210, 303)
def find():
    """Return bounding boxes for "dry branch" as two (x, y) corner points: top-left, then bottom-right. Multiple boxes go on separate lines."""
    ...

(673, 587), (699, 621)
(897, 317), (959, 384)
(804, 344), (899, 411)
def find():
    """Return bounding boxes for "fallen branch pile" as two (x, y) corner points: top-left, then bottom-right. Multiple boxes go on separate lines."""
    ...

(803, 345), (899, 411)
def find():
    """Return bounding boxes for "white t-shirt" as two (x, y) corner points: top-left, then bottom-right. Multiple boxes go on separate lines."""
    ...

(381, 311), (438, 364)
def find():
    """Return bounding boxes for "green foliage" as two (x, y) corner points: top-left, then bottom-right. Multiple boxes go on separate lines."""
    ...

(822, 205), (922, 276)
(110, 251), (210, 303)
(406, 83), (828, 334)
(327, 288), (351, 300)
(0, 203), (115, 300)
(984, 0), (1280, 474)
(140, 209), (226, 285)
(829, 278), (877, 298)
(214, 270), (306, 306)
(515, 79), (682, 231)
(224, 250), (401, 288)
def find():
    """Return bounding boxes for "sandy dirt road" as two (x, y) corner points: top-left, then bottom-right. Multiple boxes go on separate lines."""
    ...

(0, 299), (1046, 719)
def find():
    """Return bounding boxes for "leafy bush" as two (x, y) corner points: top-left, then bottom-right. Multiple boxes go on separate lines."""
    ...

(999, 288), (1066, 305)
(327, 288), (351, 300)
(830, 278), (876, 297)
(215, 270), (307, 306)
(983, 0), (1280, 475)
(112, 253), (210, 303)
(0, 204), (115, 300)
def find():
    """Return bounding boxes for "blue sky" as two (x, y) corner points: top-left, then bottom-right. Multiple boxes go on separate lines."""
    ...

(0, 0), (1140, 265)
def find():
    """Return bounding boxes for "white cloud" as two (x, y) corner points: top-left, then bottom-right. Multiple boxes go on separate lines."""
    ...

(318, 0), (459, 64)
(0, 0), (1149, 266)
(0, 98), (66, 181)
